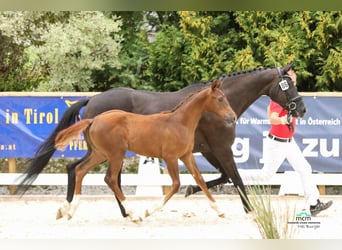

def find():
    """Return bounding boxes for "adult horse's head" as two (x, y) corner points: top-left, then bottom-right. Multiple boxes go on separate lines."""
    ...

(268, 62), (306, 118)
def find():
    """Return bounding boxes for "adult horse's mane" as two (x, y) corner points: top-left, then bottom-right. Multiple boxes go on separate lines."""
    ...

(216, 66), (275, 81)
(163, 66), (276, 114)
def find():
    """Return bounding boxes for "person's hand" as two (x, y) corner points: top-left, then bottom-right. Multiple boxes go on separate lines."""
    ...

(280, 114), (292, 125)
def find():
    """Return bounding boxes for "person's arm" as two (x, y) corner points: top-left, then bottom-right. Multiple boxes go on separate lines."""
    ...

(267, 105), (290, 125)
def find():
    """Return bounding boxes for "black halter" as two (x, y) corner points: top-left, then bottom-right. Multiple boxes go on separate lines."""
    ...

(276, 67), (302, 114)
(276, 67), (303, 131)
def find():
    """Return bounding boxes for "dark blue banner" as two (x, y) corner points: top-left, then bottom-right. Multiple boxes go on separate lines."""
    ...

(0, 95), (89, 158)
(1, 94), (341, 172)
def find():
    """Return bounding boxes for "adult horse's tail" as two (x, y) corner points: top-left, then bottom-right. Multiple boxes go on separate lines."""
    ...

(16, 99), (90, 194)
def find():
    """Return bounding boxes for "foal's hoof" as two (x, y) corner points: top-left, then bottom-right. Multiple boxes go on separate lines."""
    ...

(185, 185), (194, 198)
(56, 209), (64, 220)
(218, 212), (225, 218)
(145, 209), (149, 218)
(131, 215), (143, 223)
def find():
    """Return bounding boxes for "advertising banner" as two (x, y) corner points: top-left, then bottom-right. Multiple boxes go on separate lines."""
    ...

(0, 95), (89, 158)
(233, 95), (341, 173)
(1, 94), (341, 172)
(178, 95), (341, 173)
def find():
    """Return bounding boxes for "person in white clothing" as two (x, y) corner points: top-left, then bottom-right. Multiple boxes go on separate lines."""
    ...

(244, 69), (332, 216)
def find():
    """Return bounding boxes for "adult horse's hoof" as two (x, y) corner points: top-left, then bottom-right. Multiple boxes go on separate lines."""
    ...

(185, 185), (194, 197)
(244, 206), (252, 213)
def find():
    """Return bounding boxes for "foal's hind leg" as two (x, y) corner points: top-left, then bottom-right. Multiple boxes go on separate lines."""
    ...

(56, 158), (84, 219)
(105, 152), (141, 222)
(56, 152), (105, 220)
(113, 168), (129, 218)
(181, 153), (225, 217)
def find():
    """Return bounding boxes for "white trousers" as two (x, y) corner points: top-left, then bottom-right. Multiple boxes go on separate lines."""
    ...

(242, 137), (320, 206)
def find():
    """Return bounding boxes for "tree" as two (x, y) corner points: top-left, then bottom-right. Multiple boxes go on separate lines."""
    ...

(91, 11), (149, 91)
(93, 11), (183, 91)
(310, 11), (342, 91)
(234, 11), (342, 91)
(1, 11), (340, 92)
(146, 11), (341, 91)
(145, 11), (240, 91)
(0, 31), (41, 91)
(0, 11), (122, 91)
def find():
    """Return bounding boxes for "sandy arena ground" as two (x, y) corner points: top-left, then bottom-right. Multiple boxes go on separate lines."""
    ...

(0, 194), (340, 239)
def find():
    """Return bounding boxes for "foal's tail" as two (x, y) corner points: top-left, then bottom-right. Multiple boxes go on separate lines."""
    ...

(16, 99), (89, 194)
(55, 119), (93, 150)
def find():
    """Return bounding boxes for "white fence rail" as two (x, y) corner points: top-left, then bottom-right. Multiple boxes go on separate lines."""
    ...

(0, 156), (340, 196)
(0, 171), (340, 196)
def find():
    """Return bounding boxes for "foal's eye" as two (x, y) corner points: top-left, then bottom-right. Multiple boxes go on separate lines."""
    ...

(218, 97), (224, 103)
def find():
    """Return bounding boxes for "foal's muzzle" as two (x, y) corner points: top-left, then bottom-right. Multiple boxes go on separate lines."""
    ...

(225, 114), (237, 125)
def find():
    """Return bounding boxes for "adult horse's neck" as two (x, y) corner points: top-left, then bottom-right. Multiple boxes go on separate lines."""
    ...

(219, 67), (277, 118)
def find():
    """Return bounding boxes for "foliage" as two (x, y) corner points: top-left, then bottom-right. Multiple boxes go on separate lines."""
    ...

(0, 11), (122, 91)
(0, 11), (341, 92)
(0, 32), (41, 91)
(146, 11), (240, 91)
(239, 185), (297, 239)
(91, 11), (150, 91)
(31, 12), (122, 91)
(234, 11), (342, 91)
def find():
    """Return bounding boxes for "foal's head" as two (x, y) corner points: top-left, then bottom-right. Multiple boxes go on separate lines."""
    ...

(206, 80), (237, 125)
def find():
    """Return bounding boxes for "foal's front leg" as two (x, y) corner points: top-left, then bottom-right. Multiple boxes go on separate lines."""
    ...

(181, 153), (225, 218)
(145, 158), (180, 217)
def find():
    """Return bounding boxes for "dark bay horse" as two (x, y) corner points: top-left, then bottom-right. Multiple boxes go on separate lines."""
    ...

(54, 80), (236, 221)
(18, 62), (306, 217)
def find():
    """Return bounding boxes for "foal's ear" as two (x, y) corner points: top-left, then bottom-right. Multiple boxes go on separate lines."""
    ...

(211, 79), (222, 90)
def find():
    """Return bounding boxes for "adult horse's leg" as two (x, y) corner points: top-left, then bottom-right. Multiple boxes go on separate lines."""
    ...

(186, 118), (252, 213)
(185, 151), (251, 213)
(181, 153), (225, 217)
(209, 148), (251, 213)
(145, 158), (180, 217)
(185, 151), (231, 197)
